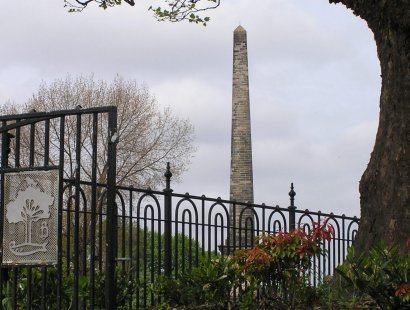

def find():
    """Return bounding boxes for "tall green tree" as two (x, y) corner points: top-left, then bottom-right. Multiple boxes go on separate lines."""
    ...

(71, 0), (410, 255)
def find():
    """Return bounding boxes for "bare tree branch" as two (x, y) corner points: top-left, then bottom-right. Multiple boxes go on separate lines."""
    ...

(11, 75), (196, 189)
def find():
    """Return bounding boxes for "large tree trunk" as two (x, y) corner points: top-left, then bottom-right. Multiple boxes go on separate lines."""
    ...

(330, 0), (410, 254)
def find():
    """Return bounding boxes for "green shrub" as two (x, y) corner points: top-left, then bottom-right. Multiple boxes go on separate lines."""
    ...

(1, 265), (137, 309)
(231, 221), (333, 309)
(152, 221), (334, 309)
(336, 242), (410, 309)
(315, 273), (380, 309)
(151, 256), (235, 309)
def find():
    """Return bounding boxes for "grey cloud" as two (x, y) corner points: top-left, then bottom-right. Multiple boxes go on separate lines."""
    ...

(0, 0), (381, 218)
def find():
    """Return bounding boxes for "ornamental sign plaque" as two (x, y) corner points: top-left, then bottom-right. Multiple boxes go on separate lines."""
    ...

(2, 170), (59, 265)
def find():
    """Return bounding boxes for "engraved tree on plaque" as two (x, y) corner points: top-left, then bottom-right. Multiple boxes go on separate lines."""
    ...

(6, 177), (54, 256)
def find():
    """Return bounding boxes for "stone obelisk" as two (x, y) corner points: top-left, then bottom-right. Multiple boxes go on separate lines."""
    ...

(228, 25), (254, 249)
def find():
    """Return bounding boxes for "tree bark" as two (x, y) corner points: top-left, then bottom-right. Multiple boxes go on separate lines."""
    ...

(329, 0), (410, 254)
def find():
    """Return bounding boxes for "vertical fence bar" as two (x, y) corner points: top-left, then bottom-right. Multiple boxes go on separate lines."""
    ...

(135, 196), (141, 309)
(105, 107), (118, 310)
(0, 131), (14, 288)
(12, 268), (17, 310)
(57, 116), (65, 310)
(44, 119), (50, 166)
(144, 211), (150, 306)
(163, 162), (173, 278)
(82, 193), (88, 278)
(262, 203), (266, 234)
(15, 122), (20, 167)
(318, 212), (323, 283)
(201, 196), (205, 258)
(342, 215), (346, 262)
(128, 189), (134, 310)
(73, 110), (82, 310)
(174, 214), (179, 278)
(0, 122), (7, 303)
(232, 201), (237, 254)
(98, 197), (103, 272)
(41, 266), (47, 310)
(4, 130), (14, 307)
(29, 122), (35, 166)
(41, 119), (50, 310)
(89, 113), (98, 310)
(26, 268), (32, 310)
(150, 218), (155, 305)
(288, 183), (296, 231)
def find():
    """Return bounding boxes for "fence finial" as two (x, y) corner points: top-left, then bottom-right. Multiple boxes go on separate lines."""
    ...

(289, 182), (296, 207)
(164, 162), (172, 188)
(288, 183), (296, 231)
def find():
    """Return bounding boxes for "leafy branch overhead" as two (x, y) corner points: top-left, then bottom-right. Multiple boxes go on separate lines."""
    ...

(65, 0), (220, 26)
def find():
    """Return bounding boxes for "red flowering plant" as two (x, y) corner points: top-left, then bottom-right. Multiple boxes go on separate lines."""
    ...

(231, 220), (333, 308)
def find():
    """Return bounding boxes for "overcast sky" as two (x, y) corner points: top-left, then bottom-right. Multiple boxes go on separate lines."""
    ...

(0, 0), (380, 217)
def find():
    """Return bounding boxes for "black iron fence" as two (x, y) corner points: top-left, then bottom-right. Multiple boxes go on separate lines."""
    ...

(1, 168), (360, 309)
(75, 163), (357, 308)
(0, 107), (360, 309)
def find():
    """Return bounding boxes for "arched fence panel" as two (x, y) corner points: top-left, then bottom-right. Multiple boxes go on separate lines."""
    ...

(111, 171), (359, 309)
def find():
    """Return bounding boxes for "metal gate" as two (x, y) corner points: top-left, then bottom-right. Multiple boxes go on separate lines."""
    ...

(0, 106), (118, 309)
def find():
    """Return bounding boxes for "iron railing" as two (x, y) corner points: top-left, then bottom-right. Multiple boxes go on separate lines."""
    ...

(0, 107), (360, 309)
(75, 163), (359, 308)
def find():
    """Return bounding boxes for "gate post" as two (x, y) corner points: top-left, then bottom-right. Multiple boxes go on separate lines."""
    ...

(105, 107), (118, 310)
(0, 131), (14, 288)
(288, 183), (296, 231)
(163, 162), (173, 278)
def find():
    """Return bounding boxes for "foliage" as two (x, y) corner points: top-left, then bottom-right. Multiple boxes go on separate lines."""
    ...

(148, 0), (219, 26)
(336, 242), (410, 309)
(4, 229), (409, 309)
(1, 265), (136, 309)
(153, 221), (334, 309)
(0, 230), (211, 309)
(125, 227), (213, 307)
(92, 268), (138, 309)
(64, 0), (220, 26)
(151, 256), (235, 309)
(142, 231), (209, 274)
(0, 228), (209, 309)
(231, 221), (333, 309)
(314, 274), (380, 309)
(121, 222), (209, 275)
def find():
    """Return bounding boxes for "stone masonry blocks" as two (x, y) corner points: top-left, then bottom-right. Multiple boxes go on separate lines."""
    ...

(228, 25), (254, 248)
